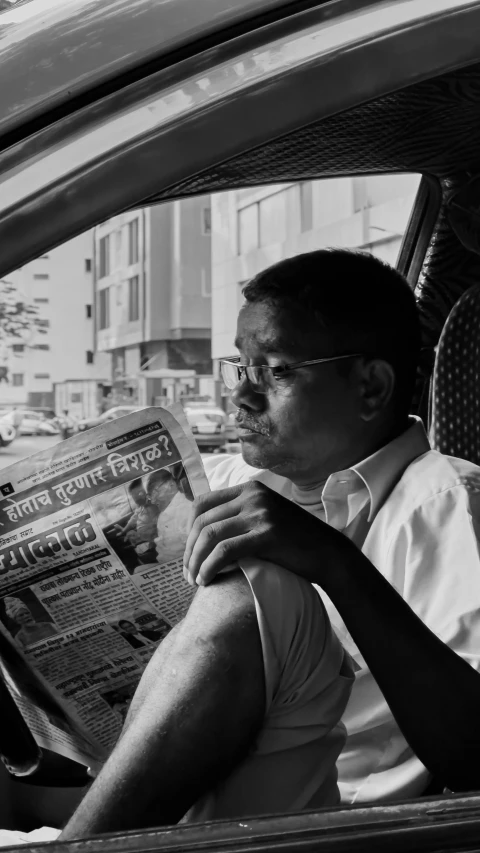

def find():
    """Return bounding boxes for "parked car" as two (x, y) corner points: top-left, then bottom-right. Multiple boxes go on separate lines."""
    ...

(225, 411), (239, 444)
(0, 408), (23, 430)
(18, 412), (60, 436)
(184, 405), (227, 452)
(76, 406), (141, 432)
(0, 411), (17, 447)
(19, 407), (56, 421)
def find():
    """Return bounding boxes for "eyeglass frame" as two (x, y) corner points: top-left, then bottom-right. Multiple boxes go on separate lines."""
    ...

(220, 353), (365, 393)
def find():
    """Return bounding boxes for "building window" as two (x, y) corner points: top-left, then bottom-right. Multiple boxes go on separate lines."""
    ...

(86, 304), (92, 319)
(202, 207), (212, 235)
(86, 350), (94, 364)
(128, 219), (139, 265)
(238, 204), (259, 254)
(71, 393), (83, 403)
(34, 297), (49, 304)
(201, 268), (211, 297)
(128, 275), (140, 322)
(259, 191), (287, 246)
(85, 258), (92, 273)
(33, 273), (49, 280)
(115, 229), (123, 268)
(12, 374), (24, 387)
(34, 344), (50, 351)
(300, 182), (313, 232)
(34, 373), (50, 380)
(11, 344), (25, 354)
(99, 235), (110, 278)
(98, 287), (110, 329)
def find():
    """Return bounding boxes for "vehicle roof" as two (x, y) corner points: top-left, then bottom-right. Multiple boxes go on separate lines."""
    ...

(0, 0), (326, 140)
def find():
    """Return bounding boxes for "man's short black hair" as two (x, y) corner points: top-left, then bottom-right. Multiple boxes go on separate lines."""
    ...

(242, 248), (421, 417)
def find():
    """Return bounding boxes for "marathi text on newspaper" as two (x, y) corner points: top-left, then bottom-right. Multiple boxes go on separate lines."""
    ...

(0, 405), (209, 771)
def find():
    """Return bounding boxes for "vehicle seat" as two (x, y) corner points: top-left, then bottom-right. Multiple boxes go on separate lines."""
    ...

(431, 283), (480, 463)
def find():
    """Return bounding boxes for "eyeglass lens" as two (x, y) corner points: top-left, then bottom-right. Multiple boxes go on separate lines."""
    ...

(221, 361), (273, 392)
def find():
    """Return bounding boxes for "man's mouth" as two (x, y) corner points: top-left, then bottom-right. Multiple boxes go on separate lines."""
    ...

(235, 417), (270, 437)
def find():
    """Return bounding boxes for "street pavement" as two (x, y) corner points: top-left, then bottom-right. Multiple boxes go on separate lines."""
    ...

(0, 434), (61, 470)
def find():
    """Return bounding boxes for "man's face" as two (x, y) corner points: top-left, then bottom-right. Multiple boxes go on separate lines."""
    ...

(149, 478), (177, 511)
(15, 606), (35, 626)
(119, 620), (136, 634)
(232, 301), (366, 485)
(131, 485), (147, 506)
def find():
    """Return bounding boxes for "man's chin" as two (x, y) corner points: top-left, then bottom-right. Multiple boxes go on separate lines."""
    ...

(239, 436), (277, 470)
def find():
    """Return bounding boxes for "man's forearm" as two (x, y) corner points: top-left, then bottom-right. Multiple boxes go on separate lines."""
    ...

(60, 573), (264, 839)
(320, 544), (480, 792)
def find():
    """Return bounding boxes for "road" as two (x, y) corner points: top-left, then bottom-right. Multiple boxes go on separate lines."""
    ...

(0, 434), (61, 470)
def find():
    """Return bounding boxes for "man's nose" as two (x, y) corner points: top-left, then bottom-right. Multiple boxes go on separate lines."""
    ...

(231, 376), (265, 411)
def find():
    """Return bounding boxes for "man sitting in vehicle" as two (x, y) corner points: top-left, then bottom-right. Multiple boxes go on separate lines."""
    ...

(62, 248), (480, 838)
(183, 249), (480, 803)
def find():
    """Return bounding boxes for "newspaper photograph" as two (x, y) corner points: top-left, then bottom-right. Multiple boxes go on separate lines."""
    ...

(0, 405), (209, 772)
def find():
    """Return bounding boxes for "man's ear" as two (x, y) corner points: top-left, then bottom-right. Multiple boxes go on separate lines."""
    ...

(358, 358), (396, 422)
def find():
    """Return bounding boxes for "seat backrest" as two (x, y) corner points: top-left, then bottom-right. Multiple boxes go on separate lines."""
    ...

(431, 284), (480, 463)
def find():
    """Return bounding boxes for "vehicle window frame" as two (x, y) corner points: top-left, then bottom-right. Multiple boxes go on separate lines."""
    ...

(0, 0), (478, 276)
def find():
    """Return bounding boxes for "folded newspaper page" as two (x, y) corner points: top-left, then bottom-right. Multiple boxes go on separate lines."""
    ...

(0, 405), (209, 773)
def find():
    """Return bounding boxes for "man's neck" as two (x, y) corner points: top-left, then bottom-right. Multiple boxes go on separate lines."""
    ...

(288, 417), (411, 490)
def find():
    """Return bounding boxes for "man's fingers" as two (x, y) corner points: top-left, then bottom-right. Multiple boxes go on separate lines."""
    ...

(187, 486), (244, 533)
(186, 516), (249, 584)
(184, 497), (243, 570)
(196, 532), (261, 586)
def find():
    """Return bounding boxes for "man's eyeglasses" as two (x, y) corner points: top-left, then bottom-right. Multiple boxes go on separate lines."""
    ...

(220, 354), (364, 394)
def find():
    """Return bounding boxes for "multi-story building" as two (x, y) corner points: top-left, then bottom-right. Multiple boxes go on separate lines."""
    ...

(0, 231), (110, 412)
(210, 174), (421, 403)
(94, 198), (212, 406)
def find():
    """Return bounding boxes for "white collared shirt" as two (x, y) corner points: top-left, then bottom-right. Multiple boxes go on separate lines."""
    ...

(204, 419), (480, 803)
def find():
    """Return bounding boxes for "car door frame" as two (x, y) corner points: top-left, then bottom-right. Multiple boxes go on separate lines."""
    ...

(0, 0), (479, 275)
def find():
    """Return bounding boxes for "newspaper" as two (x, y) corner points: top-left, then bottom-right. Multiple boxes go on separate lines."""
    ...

(0, 405), (209, 773)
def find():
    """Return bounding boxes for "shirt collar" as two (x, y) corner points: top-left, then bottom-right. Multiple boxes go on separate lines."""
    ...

(347, 416), (430, 521)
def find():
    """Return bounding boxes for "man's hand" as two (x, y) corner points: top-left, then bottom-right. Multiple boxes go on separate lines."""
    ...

(184, 482), (352, 587)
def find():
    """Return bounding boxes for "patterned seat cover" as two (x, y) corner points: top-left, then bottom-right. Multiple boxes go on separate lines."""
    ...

(431, 284), (480, 463)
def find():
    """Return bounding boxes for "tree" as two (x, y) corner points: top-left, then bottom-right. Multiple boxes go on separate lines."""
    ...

(0, 280), (46, 342)
(0, 279), (47, 382)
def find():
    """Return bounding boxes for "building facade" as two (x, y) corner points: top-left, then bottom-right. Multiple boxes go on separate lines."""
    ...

(94, 198), (212, 407)
(210, 174), (421, 404)
(0, 230), (110, 412)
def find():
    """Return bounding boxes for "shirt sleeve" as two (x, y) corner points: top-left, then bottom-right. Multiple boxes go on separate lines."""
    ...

(240, 557), (354, 751)
(188, 559), (354, 821)
(388, 484), (480, 666)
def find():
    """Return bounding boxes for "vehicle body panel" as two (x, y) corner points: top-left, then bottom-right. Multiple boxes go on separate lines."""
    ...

(0, 1), (480, 275)
(21, 792), (480, 853)
(0, 0), (334, 139)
